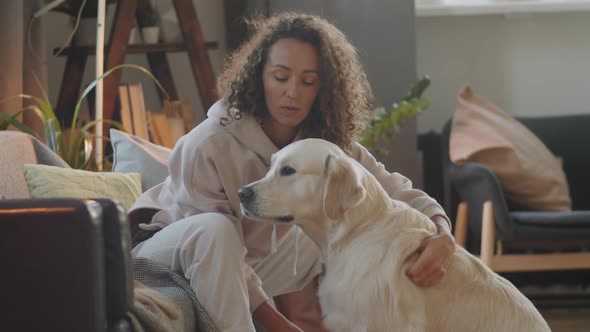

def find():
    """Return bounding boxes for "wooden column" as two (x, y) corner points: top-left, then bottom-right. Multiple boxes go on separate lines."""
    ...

(55, 48), (88, 126)
(174, 0), (218, 109)
(101, 0), (137, 138)
(480, 201), (496, 268)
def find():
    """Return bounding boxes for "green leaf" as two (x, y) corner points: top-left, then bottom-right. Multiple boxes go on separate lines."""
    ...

(374, 123), (385, 138)
(372, 107), (386, 117)
(414, 97), (430, 111)
(34, 96), (56, 120)
(0, 111), (37, 136)
(45, 118), (57, 152)
(390, 111), (402, 127)
(80, 118), (126, 133)
(33, 72), (51, 104)
(0, 106), (46, 139)
(404, 76), (431, 101)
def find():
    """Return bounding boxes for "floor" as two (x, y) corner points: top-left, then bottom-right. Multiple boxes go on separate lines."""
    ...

(519, 277), (590, 331)
(542, 308), (590, 332)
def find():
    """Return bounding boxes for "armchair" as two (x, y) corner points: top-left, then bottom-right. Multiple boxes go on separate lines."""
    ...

(441, 114), (590, 273)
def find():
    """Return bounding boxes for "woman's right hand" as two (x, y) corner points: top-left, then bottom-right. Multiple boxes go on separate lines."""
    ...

(276, 319), (304, 332)
(254, 301), (303, 332)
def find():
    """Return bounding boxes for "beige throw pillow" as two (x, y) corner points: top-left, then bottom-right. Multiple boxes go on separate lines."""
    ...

(22, 164), (142, 210)
(449, 86), (572, 211)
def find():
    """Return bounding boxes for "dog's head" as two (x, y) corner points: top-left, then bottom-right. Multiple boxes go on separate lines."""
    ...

(239, 138), (366, 232)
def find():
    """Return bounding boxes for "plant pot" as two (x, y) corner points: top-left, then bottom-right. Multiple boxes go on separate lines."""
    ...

(141, 26), (160, 44)
(160, 19), (182, 43)
(73, 18), (97, 46)
(128, 27), (140, 45)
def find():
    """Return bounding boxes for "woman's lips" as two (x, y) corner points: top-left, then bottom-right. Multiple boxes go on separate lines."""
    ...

(280, 106), (300, 112)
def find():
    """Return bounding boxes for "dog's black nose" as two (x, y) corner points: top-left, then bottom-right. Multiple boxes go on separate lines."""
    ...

(238, 187), (254, 203)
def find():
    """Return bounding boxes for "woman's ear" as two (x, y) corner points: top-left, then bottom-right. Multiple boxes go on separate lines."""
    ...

(322, 154), (366, 220)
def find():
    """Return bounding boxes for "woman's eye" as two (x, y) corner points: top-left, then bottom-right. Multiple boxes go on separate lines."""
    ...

(280, 166), (296, 176)
(302, 76), (319, 86)
(273, 75), (288, 82)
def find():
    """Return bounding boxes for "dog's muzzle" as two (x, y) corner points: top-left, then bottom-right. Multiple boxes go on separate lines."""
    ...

(238, 186), (257, 218)
(238, 186), (294, 222)
(238, 186), (255, 204)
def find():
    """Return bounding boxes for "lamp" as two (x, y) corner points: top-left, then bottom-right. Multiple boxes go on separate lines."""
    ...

(95, 0), (106, 170)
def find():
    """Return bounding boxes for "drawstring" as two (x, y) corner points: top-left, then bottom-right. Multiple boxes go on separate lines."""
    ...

(269, 224), (299, 276)
(293, 227), (299, 276)
(271, 224), (277, 254)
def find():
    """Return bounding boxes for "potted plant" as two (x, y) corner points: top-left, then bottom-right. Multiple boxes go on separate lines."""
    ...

(0, 64), (170, 171)
(137, 5), (161, 44)
(359, 76), (431, 159)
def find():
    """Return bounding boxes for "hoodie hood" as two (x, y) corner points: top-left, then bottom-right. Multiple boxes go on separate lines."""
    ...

(207, 100), (279, 166)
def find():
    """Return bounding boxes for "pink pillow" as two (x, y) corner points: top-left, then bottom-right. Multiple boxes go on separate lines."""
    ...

(450, 86), (572, 212)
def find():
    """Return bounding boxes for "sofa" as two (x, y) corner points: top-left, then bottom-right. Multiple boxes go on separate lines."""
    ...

(1, 198), (132, 332)
(0, 130), (218, 332)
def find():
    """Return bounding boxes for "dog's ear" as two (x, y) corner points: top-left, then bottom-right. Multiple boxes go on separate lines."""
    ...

(322, 154), (366, 220)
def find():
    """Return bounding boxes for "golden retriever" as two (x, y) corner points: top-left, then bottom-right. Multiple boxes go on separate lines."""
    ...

(239, 138), (550, 332)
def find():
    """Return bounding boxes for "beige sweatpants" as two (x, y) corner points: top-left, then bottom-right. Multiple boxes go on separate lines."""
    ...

(131, 212), (323, 332)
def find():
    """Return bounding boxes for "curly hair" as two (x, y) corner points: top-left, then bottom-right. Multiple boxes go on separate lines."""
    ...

(217, 12), (373, 152)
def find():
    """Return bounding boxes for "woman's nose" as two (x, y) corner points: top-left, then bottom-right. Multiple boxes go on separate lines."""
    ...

(285, 79), (298, 98)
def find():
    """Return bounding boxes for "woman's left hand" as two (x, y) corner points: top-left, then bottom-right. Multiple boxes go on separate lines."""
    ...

(406, 232), (455, 287)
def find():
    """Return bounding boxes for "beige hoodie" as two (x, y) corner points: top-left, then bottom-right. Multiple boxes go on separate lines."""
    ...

(130, 100), (449, 311)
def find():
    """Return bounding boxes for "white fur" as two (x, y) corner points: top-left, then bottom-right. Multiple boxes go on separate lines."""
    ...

(241, 138), (551, 332)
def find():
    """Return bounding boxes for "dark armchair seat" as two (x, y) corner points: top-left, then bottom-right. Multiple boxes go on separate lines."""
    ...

(511, 211), (590, 228)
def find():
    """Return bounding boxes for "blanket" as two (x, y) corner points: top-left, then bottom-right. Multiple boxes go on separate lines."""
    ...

(130, 258), (219, 332)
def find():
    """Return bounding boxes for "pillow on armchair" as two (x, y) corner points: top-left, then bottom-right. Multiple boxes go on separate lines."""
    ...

(449, 86), (572, 212)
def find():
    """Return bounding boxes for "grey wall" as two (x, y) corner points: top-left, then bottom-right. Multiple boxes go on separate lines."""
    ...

(417, 12), (590, 134)
(0, 1), (24, 118)
(0, 1), (46, 134)
(256, 0), (420, 183)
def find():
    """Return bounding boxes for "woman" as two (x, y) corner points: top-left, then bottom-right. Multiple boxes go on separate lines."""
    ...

(130, 12), (455, 332)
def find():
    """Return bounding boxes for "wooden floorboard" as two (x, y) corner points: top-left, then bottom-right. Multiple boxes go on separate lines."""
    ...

(541, 308), (590, 331)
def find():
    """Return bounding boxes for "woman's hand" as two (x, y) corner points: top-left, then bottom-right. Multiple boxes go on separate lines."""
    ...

(406, 216), (455, 287)
(254, 301), (304, 332)
(280, 320), (305, 332)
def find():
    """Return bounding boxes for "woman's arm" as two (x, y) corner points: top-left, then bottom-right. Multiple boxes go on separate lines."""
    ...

(351, 143), (452, 229)
(352, 143), (455, 287)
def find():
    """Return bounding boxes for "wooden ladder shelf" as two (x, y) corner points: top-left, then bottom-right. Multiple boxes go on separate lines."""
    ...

(54, 0), (218, 139)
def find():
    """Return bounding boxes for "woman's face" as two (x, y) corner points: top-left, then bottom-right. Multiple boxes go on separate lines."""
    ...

(262, 38), (321, 134)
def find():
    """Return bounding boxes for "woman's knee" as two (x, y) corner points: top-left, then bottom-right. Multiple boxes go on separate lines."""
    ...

(181, 213), (243, 249)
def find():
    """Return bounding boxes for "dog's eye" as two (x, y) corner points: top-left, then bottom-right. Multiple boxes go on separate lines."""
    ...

(280, 166), (296, 176)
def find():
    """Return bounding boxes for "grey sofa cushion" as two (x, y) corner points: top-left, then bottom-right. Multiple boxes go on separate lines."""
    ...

(0, 131), (68, 199)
